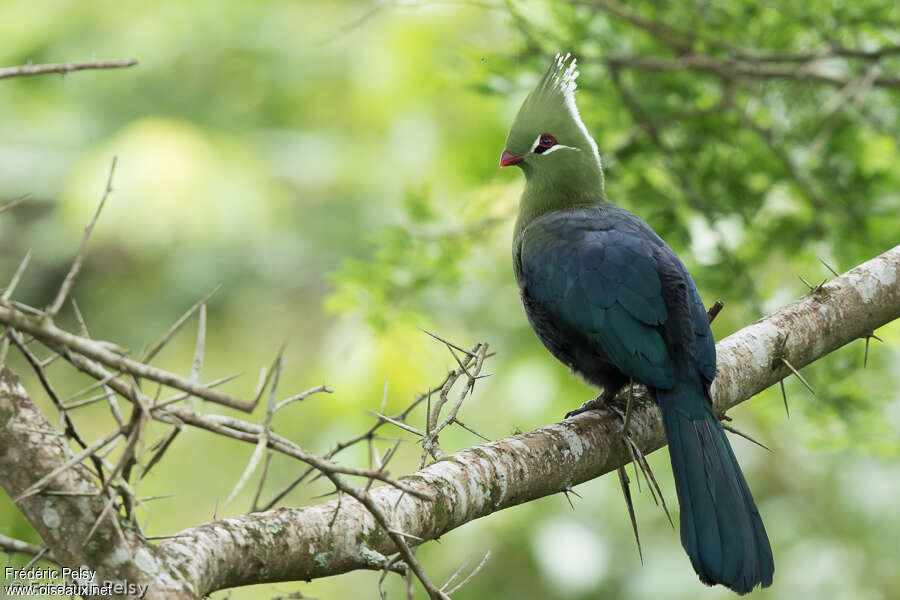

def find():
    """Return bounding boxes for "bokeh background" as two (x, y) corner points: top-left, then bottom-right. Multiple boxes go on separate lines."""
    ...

(1, 1), (899, 598)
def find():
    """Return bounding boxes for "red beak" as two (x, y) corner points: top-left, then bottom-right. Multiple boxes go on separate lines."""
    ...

(499, 150), (524, 167)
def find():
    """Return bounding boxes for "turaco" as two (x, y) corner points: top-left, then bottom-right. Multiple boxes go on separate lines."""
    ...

(500, 53), (774, 595)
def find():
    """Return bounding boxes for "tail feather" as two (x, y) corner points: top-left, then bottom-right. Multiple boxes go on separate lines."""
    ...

(657, 379), (774, 595)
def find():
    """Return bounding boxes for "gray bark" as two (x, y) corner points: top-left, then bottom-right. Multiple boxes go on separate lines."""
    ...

(1, 244), (898, 598)
(0, 370), (183, 598)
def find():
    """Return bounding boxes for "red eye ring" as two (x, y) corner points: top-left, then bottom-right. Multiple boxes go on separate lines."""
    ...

(539, 134), (556, 147)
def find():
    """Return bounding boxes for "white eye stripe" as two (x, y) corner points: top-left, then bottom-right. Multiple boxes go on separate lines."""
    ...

(530, 134), (580, 156)
(541, 144), (579, 155)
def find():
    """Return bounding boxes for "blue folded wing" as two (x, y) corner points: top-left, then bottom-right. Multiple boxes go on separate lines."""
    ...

(521, 218), (677, 390)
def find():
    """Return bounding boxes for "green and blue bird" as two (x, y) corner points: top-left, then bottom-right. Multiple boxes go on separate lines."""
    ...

(500, 54), (774, 594)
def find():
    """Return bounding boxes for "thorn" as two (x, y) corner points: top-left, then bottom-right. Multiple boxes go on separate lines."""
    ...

(780, 358), (815, 396)
(389, 528), (424, 542)
(444, 343), (473, 378)
(561, 487), (582, 511)
(444, 550), (491, 596)
(2, 249), (32, 301)
(722, 423), (772, 452)
(418, 328), (476, 357)
(190, 303), (207, 384)
(798, 275), (826, 292)
(627, 435), (673, 528)
(452, 418), (490, 441)
(70, 298), (89, 337)
(617, 466), (643, 564)
(780, 378), (789, 418)
(328, 492), (343, 530)
(818, 257), (840, 277)
(624, 439), (643, 495)
(311, 487), (340, 500)
(862, 331), (882, 368)
(367, 410), (425, 437)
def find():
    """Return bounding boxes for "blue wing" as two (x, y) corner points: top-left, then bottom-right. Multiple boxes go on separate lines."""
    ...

(519, 207), (679, 389)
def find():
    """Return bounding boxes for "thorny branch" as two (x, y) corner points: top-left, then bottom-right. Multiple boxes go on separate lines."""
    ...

(1, 159), (495, 599)
(2, 203), (897, 597)
(150, 243), (896, 596)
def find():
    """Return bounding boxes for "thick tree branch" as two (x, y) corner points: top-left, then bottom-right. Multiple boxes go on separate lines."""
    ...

(3, 246), (897, 596)
(153, 245), (899, 595)
(0, 370), (183, 598)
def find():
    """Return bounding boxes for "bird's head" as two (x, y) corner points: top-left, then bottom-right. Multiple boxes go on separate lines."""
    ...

(500, 54), (602, 191)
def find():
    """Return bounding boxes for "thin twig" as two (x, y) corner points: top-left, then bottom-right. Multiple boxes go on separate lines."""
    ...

(0, 194), (29, 214)
(0, 59), (137, 79)
(0, 534), (50, 561)
(141, 285), (221, 363)
(47, 157), (117, 317)
(143, 426), (182, 477)
(274, 384), (333, 413)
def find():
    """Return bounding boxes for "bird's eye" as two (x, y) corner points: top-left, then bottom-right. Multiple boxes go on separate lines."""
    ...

(533, 133), (557, 154)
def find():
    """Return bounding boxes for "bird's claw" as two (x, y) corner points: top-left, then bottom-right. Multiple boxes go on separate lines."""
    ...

(564, 395), (606, 419)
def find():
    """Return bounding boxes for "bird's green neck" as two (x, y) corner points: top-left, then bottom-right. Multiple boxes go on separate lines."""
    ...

(513, 160), (606, 239)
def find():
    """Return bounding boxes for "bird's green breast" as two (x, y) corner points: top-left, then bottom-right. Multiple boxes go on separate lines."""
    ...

(513, 186), (606, 243)
(513, 154), (605, 241)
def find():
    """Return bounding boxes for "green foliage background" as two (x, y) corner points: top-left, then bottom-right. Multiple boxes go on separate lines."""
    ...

(1, 1), (899, 598)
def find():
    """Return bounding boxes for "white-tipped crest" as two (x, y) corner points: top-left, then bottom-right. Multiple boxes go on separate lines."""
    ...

(537, 53), (599, 165)
(505, 52), (601, 167)
(544, 52), (579, 100)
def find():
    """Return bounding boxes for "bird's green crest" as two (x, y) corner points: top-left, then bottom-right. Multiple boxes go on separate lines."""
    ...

(504, 53), (600, 164)
(504, 53), (605, 235)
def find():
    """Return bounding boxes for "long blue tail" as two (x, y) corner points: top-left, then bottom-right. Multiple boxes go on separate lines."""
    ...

(656, 378), (774, 595)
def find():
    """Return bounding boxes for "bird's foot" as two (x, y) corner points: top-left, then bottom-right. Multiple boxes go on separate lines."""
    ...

(564, 390), (616, 419)
(564, 396), (604, 419)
